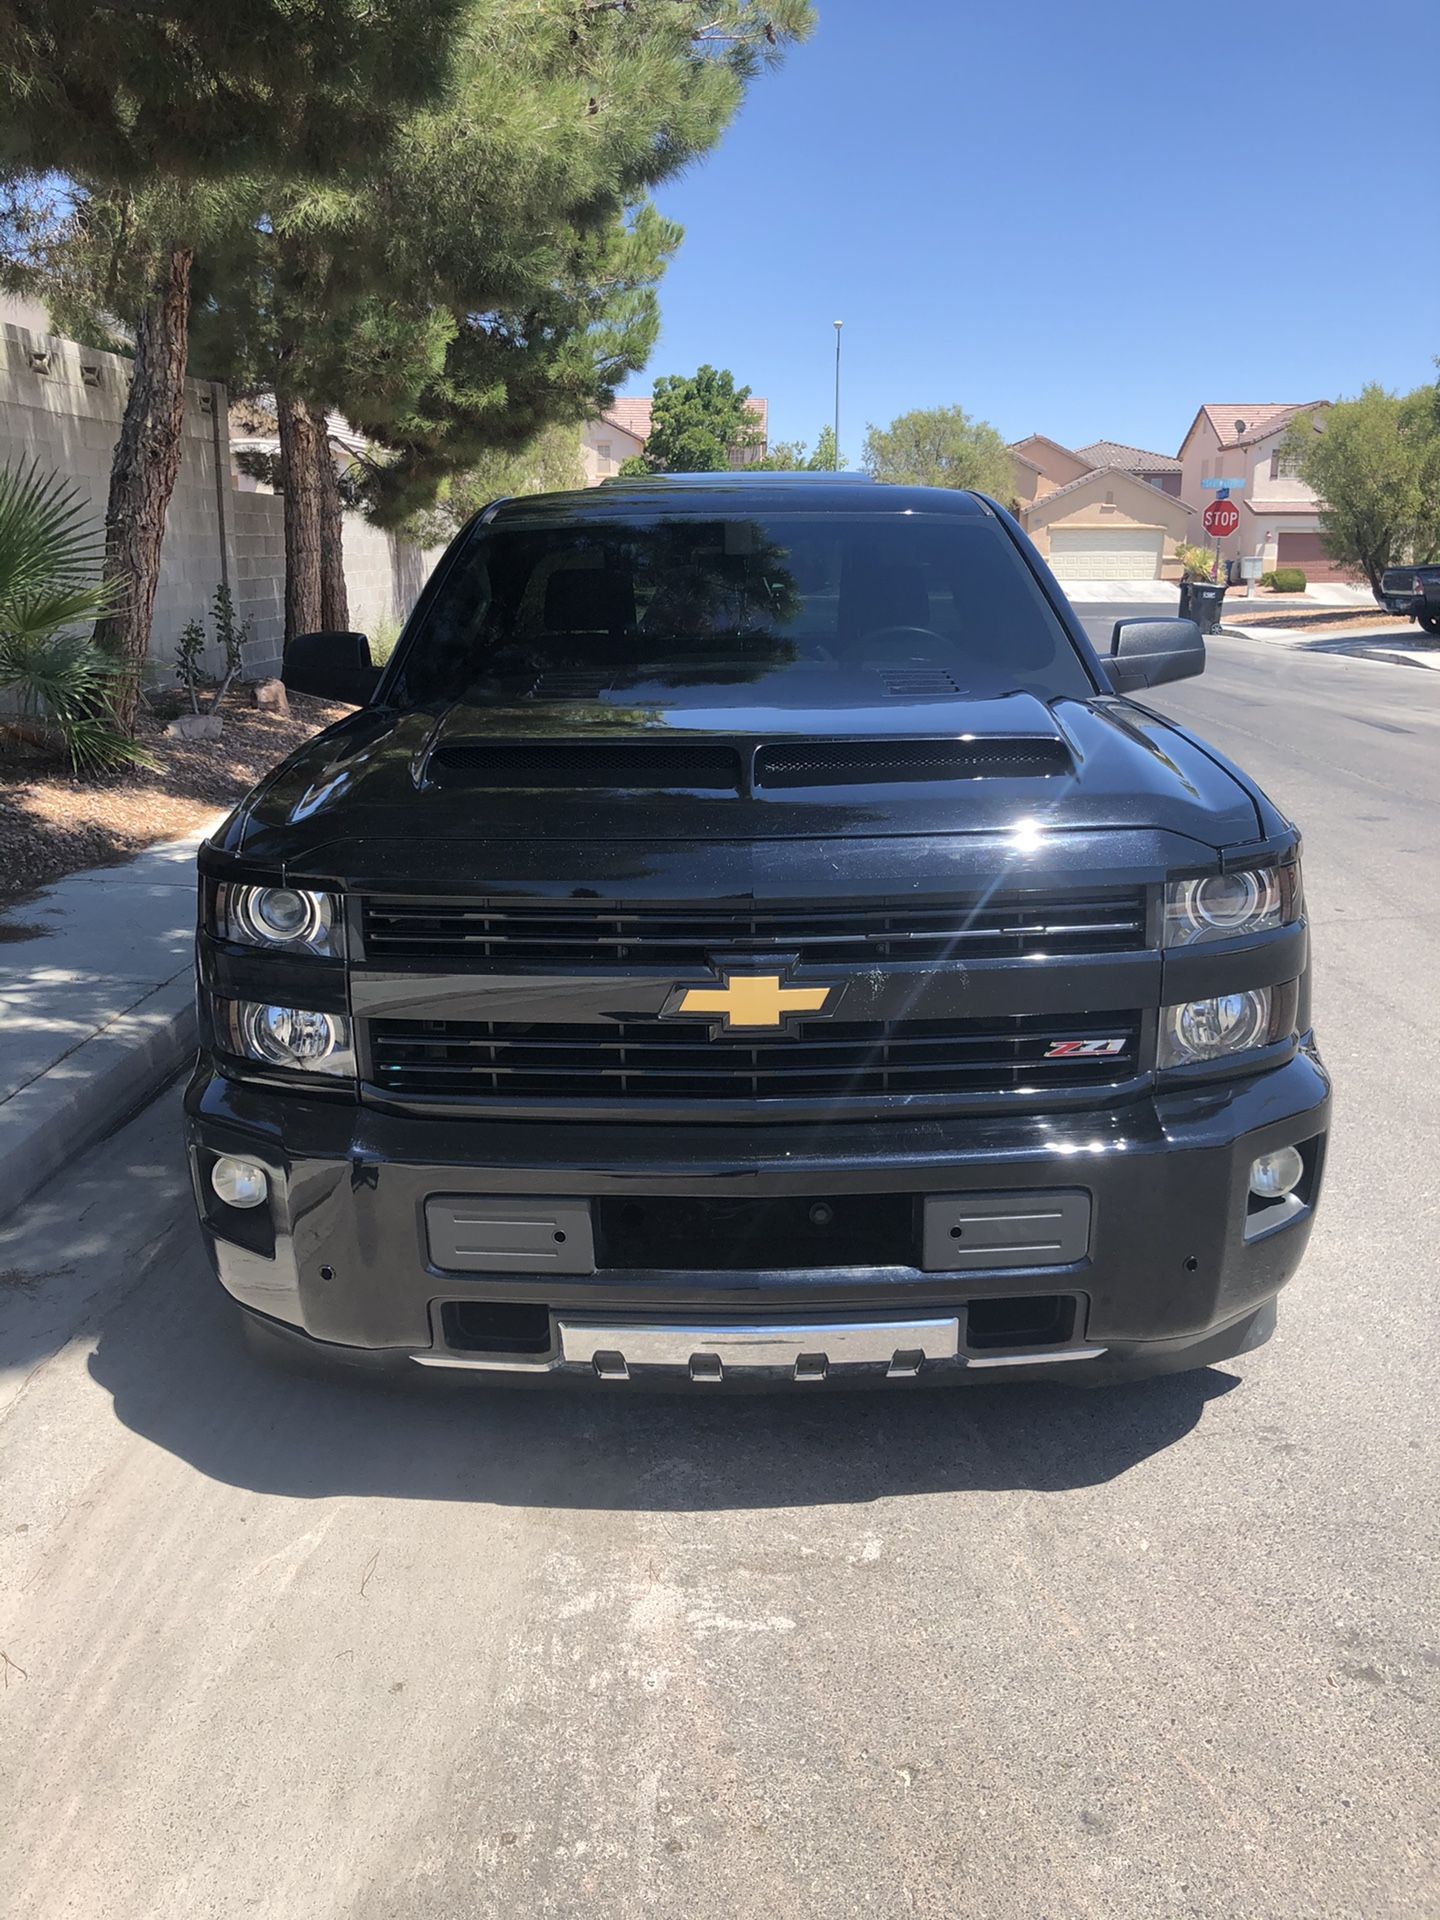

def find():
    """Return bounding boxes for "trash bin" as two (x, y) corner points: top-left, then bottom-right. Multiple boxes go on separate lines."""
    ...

(1182, 581), (1227, 635)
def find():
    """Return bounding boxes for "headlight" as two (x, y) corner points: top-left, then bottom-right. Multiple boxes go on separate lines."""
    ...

(215, 884), (342, 958)
(1158, 983), (1298, 1069)
(217, 998), (355, 1078)
(1164, 862), (1300, 947)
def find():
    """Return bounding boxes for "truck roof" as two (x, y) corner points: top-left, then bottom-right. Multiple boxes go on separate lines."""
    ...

(486, 474), (993, 524)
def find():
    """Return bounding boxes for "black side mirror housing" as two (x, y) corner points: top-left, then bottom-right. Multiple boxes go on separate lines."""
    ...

(1108, 616), (1205, 693)
(282, 630), (382, 706)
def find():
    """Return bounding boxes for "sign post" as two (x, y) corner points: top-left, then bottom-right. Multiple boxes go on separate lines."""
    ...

(1201, 481), (1243, 578)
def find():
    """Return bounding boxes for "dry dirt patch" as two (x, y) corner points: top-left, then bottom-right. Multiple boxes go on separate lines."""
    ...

(0, 691), (349, 901)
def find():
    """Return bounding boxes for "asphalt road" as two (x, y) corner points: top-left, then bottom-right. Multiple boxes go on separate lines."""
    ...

(3, 633), (1438, 1920)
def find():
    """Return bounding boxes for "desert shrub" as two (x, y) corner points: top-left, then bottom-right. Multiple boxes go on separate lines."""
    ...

(1261, 567), (1307, 593)
(1176, 543), (1219, 582)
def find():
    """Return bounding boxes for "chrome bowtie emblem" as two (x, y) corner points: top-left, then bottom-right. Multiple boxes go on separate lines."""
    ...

(662, 970), (836, 1035)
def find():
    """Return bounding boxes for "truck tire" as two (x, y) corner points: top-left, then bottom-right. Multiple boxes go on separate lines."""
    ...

(1417, 609), (1440, 636)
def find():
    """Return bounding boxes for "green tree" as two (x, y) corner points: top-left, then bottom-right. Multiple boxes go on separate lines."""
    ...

(750, 424), (846, 471)
(1281, 385), (1440, 598)
(809, 424), (844, 472)
(638, 365), (765, 472)
(398, 425), (586, 547)
(185, 4), (811, 630)
(863, 405), (1013, 496)
(0, 2), (465, 726)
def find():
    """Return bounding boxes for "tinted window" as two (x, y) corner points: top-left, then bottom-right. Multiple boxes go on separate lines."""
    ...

(395, 512), (1092, 706)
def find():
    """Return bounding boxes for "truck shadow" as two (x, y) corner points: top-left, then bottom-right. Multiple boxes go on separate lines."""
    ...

(85, 1239), (1239, 1510)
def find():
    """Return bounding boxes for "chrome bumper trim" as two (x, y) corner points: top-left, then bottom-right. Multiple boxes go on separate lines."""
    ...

(559, 1315), (960, 1381)
(965, 1344), (1107, 1369)
(411, 1314), (1108, 1379)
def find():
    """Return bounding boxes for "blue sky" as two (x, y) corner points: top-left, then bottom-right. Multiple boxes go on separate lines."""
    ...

(622, 0), (1440, 461)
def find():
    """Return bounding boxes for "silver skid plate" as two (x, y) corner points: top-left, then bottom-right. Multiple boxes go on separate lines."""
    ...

(559, 1315), (958, 1382)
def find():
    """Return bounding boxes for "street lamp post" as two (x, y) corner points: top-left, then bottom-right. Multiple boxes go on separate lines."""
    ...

(832, 321), (843, 470)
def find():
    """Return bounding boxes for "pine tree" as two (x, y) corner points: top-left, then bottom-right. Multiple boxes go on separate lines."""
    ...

(0, 1), (464, 725)
(187, 2), (813, 627)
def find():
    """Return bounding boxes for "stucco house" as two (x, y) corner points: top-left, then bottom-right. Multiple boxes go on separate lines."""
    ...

(1176, 403), (1338, 578)
(1009, 434), (1192, 580)
(580, 412), (646, 486)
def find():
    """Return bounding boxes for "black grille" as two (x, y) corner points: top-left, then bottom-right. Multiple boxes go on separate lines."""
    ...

(595, 1193), (917, 1269)
(755, 738), (1070, 786)
(362, 891), (1147, 968)
(425, 739), (743, 791)
(367, 1011), (1142, 1105)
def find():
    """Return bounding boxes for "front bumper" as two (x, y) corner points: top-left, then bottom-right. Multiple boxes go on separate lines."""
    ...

(185, 1047), (1330, 1386)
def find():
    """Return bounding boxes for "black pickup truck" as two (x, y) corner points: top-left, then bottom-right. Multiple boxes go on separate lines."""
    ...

(187, 475), (1330, 1388)
(1379, 564), (1440, 632)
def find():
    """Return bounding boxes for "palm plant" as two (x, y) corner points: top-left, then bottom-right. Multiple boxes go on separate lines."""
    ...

(0, 458), (150, 773)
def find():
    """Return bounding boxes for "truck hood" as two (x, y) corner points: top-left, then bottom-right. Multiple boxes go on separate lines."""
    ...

(224, 682), (1261, 871)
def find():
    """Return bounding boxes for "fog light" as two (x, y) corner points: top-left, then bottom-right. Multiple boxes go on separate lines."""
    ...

(211, 1155), (268, 1210)
(1249, 1146), (1304, 1200)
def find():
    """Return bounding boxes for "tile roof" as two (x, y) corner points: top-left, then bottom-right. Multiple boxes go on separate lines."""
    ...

(1199, 403), (1326, 449)
(594, 412), (645, 446)
(1076, 439), (1182, 474)
(1028, 465), (1108, 506)
(607, 396), (653, 440)
(1027, 465), (1194, 514)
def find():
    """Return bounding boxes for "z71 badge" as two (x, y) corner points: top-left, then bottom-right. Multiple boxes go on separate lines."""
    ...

(1043, 1038), (1129, 1058)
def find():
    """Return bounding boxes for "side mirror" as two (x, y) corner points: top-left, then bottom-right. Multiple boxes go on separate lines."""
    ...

(282, 630), (382, 705)
(1108, 617), (1205, 693)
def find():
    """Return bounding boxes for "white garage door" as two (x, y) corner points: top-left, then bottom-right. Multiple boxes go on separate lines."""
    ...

(1047, 526), (1165, 580)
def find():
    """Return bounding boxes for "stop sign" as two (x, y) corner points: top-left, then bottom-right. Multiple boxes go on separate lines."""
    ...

(1203, 499), (1240, 538)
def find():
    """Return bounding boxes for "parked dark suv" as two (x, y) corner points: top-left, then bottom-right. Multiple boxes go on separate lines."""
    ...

(187, 475), (1330, 1387)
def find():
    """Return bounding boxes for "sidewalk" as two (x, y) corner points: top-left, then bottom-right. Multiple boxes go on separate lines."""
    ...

(1219, 615), (1440, 670)
(0, 827), (216, 1224)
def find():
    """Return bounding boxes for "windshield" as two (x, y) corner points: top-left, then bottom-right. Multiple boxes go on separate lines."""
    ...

(393, 510), (1094, 707)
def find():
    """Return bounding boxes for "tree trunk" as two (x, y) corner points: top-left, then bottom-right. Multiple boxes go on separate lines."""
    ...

(93, 244), (193, 734)
(316, 423), (350, 632)
(278, 390), (323, 644)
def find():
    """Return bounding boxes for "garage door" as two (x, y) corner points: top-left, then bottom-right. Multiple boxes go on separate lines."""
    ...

(1047, 527), (1164, 580)
(1275, 531), (1355, 584)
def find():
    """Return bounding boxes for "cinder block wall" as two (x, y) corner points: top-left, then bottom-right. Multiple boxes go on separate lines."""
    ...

(0, 312), (440, 681)
(0, 318), (230, 658)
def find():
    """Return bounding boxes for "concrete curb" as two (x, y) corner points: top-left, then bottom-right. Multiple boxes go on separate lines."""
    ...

(0, 970), (195, 1226)
(1218, 624), (1437, 664)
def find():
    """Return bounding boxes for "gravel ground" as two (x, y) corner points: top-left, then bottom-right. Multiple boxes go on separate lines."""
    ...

(0, 690), (348, 900)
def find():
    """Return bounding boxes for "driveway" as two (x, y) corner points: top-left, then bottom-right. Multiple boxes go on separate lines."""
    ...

(1, 641), (1437, 1920)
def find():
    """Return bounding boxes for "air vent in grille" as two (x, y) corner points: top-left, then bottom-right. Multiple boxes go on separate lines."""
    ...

(425, 739), (742, 791)
(754, 738), (1071, 787)
(367, 1011), (1143, 1106)
(361, 891), (1148, 968)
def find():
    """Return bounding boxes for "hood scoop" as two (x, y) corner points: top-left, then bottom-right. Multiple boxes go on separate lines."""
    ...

(869, 666), (966, 698)
(426, 739), (744, 792)
(755, 737), (1072, 788)
(529, 669), (618, 701)
(424, 734), (1072, 793)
